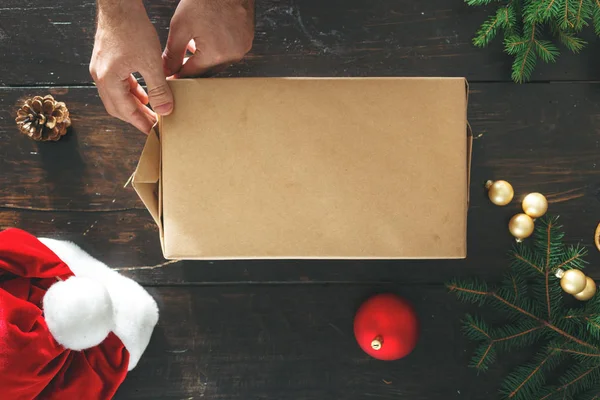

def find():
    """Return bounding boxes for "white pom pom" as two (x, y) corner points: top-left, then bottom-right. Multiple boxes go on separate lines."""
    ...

(43, 277), (115, 351)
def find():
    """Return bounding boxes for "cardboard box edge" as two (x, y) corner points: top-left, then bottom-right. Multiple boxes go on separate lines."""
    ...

(464, 78), (471, 259)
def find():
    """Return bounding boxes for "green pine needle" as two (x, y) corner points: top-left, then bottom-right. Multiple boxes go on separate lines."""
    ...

(579, 386), (600, 400)
(465, 0), (498, 5)
(473, 12), (503, 47)
(511, 47), (537, 83)
(467, 0), (600, 82)
(558, 31), (587, 52)
(557, 363), (600, 394)
(499, 347), (563, 400)
(594, 5), (600, 35)
(535, 39), (560, 62)
(448, 215), (600, 399)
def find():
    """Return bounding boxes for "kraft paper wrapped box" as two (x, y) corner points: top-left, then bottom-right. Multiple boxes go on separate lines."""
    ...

(133, 77), (472, 260)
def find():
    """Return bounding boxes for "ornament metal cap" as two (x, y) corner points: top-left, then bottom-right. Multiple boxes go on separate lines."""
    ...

(371, 336), (383, 350)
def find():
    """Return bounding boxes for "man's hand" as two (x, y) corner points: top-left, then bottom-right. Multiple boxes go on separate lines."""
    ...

(90, 0), (173, 133)
(163, 0), (255, 78)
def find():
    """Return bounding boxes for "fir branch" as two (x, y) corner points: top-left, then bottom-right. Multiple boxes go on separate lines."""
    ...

(545, 322), (597, 350)
(587, 316), (600, 339)
(449, 215), (600, 398)
(523, 0), (548, 23)
(512, 275), (519, 298)
(549, 347), (600, 358)
(504, 272), (528, 300)
(451, 281), (598, 349)
(564, 313), (600, 320)
(501, 346), (565, 400)
(465, 0), (497, 5)
(496, 326), (543, 343)
(545, 219), (553, 320)
(504, 1), (517, 33)
(545, 0), (559, 16)
(472, 342), (496, 370)
(571, 0), (593, 30)
(534, 40), (560, 62)
(552, 249), (586, 272)
(474, 12), (502, 47)
(557, 31), (586, 53)
(540, 365), (600, 399)
(505, 352), (554, 399)
(513, 251), (543, 275)
(447, 279), (489, 306)
(467, 0), (598, 81)
(562, 0), (575, 29)
(467, 322), (544, 372)
(594, 1), (600, 35)
(463, 314), (492, 341)
(579, 387), (600, 400)
(493, 291), (540, 321)
(575, 0), (585, 27)
(509, 23), (538, 83)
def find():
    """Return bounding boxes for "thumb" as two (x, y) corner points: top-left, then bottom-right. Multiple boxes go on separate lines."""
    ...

(140, 67), (174, 116)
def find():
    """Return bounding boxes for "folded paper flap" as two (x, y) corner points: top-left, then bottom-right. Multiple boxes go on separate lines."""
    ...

(133, 129), (160, 184)
(132, 128), (161, 229)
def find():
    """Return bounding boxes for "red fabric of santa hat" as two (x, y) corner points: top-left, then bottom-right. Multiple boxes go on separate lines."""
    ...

(0, 228), (159, 400)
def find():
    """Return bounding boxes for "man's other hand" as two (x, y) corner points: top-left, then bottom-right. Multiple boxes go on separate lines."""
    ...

(162, 0), (255, 78)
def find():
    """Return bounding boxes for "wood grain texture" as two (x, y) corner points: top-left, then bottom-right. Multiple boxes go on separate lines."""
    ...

(0, 88), (144, 210)
(2, 84), (600, 285)
(115, 285), (512, 400)
(1, 0), (599, 85)
(3, 2), (600, 398)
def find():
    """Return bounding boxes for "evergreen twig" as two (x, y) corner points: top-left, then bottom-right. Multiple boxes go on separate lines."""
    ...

(466, 0), (600, 82)
(448, 215), (600, 399)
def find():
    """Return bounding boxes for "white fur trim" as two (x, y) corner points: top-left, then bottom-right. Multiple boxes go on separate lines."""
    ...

(39, 238), (159, 371)
(44, 277), (115, 351)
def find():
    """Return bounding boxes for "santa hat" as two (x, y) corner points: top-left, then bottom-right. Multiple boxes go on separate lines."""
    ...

(0, 228), (159, 400)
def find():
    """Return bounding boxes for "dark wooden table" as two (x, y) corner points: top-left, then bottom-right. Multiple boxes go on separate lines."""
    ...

(2, 1), (600, 399)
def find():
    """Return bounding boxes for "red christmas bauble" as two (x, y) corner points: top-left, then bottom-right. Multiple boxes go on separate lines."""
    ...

(353, 293), (419, 361)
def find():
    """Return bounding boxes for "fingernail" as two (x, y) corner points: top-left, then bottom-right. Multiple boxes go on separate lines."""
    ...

(154, 103), (173, 115)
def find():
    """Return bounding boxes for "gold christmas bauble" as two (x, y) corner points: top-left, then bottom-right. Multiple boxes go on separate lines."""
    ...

(522, 193), (548, 218)
(574, 277), (597, 301)
(486, 180), (514, 206)
(560, 269), (588, 295)
(508, 213), (534, 240)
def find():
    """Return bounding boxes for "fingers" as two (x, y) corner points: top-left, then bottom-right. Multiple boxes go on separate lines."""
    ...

(162, 22), (191, 77)
(128, 74), (149, 105)
(97, 75), (156, 134)
(175, 41), (237, 78)
(139, 63), (174, 116)
(126, 99), (156, 134)
(175, 50), (215, 78)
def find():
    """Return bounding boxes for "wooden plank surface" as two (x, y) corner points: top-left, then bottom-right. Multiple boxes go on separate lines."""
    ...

(2, 84), (600, 285)
(3, 0), (600, 399)
(115, 285), (511, 400)
(1, 0), (600, 85)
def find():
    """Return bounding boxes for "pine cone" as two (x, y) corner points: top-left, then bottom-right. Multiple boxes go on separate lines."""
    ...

(15, 95), (71, 141)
